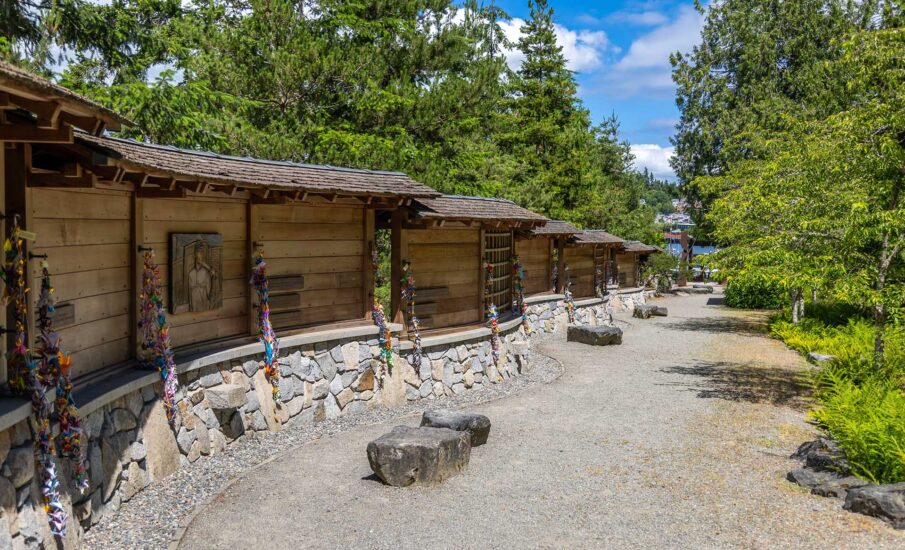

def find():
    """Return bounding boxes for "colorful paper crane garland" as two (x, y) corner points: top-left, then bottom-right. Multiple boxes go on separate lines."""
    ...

(400, 262), (422, 369)
(484, 260), (501, 366)
(1, 220), (79, 537)
(139, 250), (180, 423)
(370, 244), (394, 374)
(564, 265), (575, 324)
(37, 262), (88, 495)
(594, 261), (604, 298)
(3, 219), (29, 394)
(35, 260), (88, 535)
(250, 251), (281, 401)
(511, 255), (530, 333)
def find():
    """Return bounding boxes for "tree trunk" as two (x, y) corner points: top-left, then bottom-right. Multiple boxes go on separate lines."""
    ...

(791, 289), (801, 324)
(811, 289), (818, 303)
(798, 290), (806, 320)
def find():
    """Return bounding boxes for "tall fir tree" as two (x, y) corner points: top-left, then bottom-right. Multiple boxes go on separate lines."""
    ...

(504, 0), (594, 223)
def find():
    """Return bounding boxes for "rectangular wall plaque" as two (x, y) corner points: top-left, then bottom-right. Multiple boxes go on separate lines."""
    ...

(269, 275), (305, 291)
(52, 303), (75, 328)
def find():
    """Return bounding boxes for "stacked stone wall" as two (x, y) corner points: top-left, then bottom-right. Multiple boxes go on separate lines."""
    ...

(0, 296), (618, 548)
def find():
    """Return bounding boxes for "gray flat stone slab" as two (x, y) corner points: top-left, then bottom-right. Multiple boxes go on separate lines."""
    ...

(566, 325), (622, 346)
(421, 409), (491, 446)
(366, 426), (471, 487)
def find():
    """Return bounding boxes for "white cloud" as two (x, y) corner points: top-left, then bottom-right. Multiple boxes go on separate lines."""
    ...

(631, 143), (676, 180)
(498, 18), (617, 74)
(598, 5), (705, 99)
(606, 10), (669, 27)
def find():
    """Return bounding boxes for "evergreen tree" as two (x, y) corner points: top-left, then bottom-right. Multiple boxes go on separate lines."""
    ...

(503, 0), (594, 223)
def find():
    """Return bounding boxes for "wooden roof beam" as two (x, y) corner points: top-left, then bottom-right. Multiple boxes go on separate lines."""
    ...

(27, 169), (96, 188)
(7, 93), (62, 129)
(0, 124), (72, 143)
(136, 186), (186, 198)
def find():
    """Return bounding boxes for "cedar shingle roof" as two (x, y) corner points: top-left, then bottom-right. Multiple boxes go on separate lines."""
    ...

(623, 240), (661, 253)
(78, 134), (440, 198)
(411, 195), (548, 224)
(530, 220), (580, 236)
(0, 61), (128, 132)
(572, 230), (625, 245)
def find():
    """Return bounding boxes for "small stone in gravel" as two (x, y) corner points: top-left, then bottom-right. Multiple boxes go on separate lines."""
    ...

(366, 426), (471, 487)
(420, 409), (491, 446)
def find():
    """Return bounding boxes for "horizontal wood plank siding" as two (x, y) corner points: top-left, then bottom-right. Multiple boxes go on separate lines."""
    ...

(30, 187), (132, 377)
(616, 252), (638, 288)
(143, 196), (249, 348)
(406, 228), (480, 329)
(254, 204), (365, 331)
(515, 238), (552, 295)
(564, 246), (597, 298)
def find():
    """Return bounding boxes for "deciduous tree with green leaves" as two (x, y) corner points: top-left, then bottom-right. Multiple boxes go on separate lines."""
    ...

(701, 28), (904, 368)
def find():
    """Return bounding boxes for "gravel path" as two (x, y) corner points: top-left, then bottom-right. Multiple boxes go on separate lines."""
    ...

(82, 339), (562, 549)
(173, 291), (905, 549)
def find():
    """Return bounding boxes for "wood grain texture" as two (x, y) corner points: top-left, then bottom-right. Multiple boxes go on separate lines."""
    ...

(405, 227), (481, 329)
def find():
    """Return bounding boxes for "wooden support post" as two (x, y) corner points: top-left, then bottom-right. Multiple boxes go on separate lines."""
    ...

(555, 237), (566, 294)
(362, 209), (375, 319)
(131, 194), (143, 360)
(478, 228), (486, 316)
(247, 202), (259, 335)
(389, 208), (404, 325)
(0, 146), (6, 383)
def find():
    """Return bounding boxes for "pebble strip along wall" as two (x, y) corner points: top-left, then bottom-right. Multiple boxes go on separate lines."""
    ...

(0, 292), (648, 548)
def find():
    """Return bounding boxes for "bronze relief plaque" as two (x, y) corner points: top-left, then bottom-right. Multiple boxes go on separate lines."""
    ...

(170, 233), (223, 314)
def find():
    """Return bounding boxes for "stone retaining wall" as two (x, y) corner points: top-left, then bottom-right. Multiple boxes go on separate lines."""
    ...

(0, 296), (617, 548)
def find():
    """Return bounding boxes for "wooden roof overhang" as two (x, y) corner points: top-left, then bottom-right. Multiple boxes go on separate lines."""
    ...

(519, 219), (580, 240)
(568, 230), (626, 249)
(20, 133), (441, 208)
(623, 241), (662, 256)
(403, 194), (548, 231)
(0, 61), (128, 140)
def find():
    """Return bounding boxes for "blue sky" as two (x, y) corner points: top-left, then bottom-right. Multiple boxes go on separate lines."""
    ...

(492, 0), (705, 181)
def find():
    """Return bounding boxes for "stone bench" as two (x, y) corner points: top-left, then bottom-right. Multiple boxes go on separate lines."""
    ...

(421, 409), (491, 446)
(685, 286), (714, 294)
(566, 325), (622, 346)
(366, 426), (471, 487)
(633, 304), (667, 319)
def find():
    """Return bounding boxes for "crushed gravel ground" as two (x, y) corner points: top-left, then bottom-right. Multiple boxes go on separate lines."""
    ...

(175, 291), (905, 549)
(82, 348), (562, 549)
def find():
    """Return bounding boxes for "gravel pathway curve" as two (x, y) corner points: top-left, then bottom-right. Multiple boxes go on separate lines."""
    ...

(82, 342), (562, 549)
(173, 291), (905, 549)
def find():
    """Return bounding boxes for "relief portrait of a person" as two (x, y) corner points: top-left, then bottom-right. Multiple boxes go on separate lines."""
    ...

(188, 243), (214, 312)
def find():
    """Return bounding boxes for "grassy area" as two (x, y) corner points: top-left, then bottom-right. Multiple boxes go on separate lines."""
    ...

(770, 302), (905, 484)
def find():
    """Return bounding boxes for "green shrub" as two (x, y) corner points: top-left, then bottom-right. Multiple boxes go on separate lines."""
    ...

(771, 317), (904, 386)
(809, 375), (905, 484)
(771, 304), (905, 483)
(724, 272), (786, 309)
